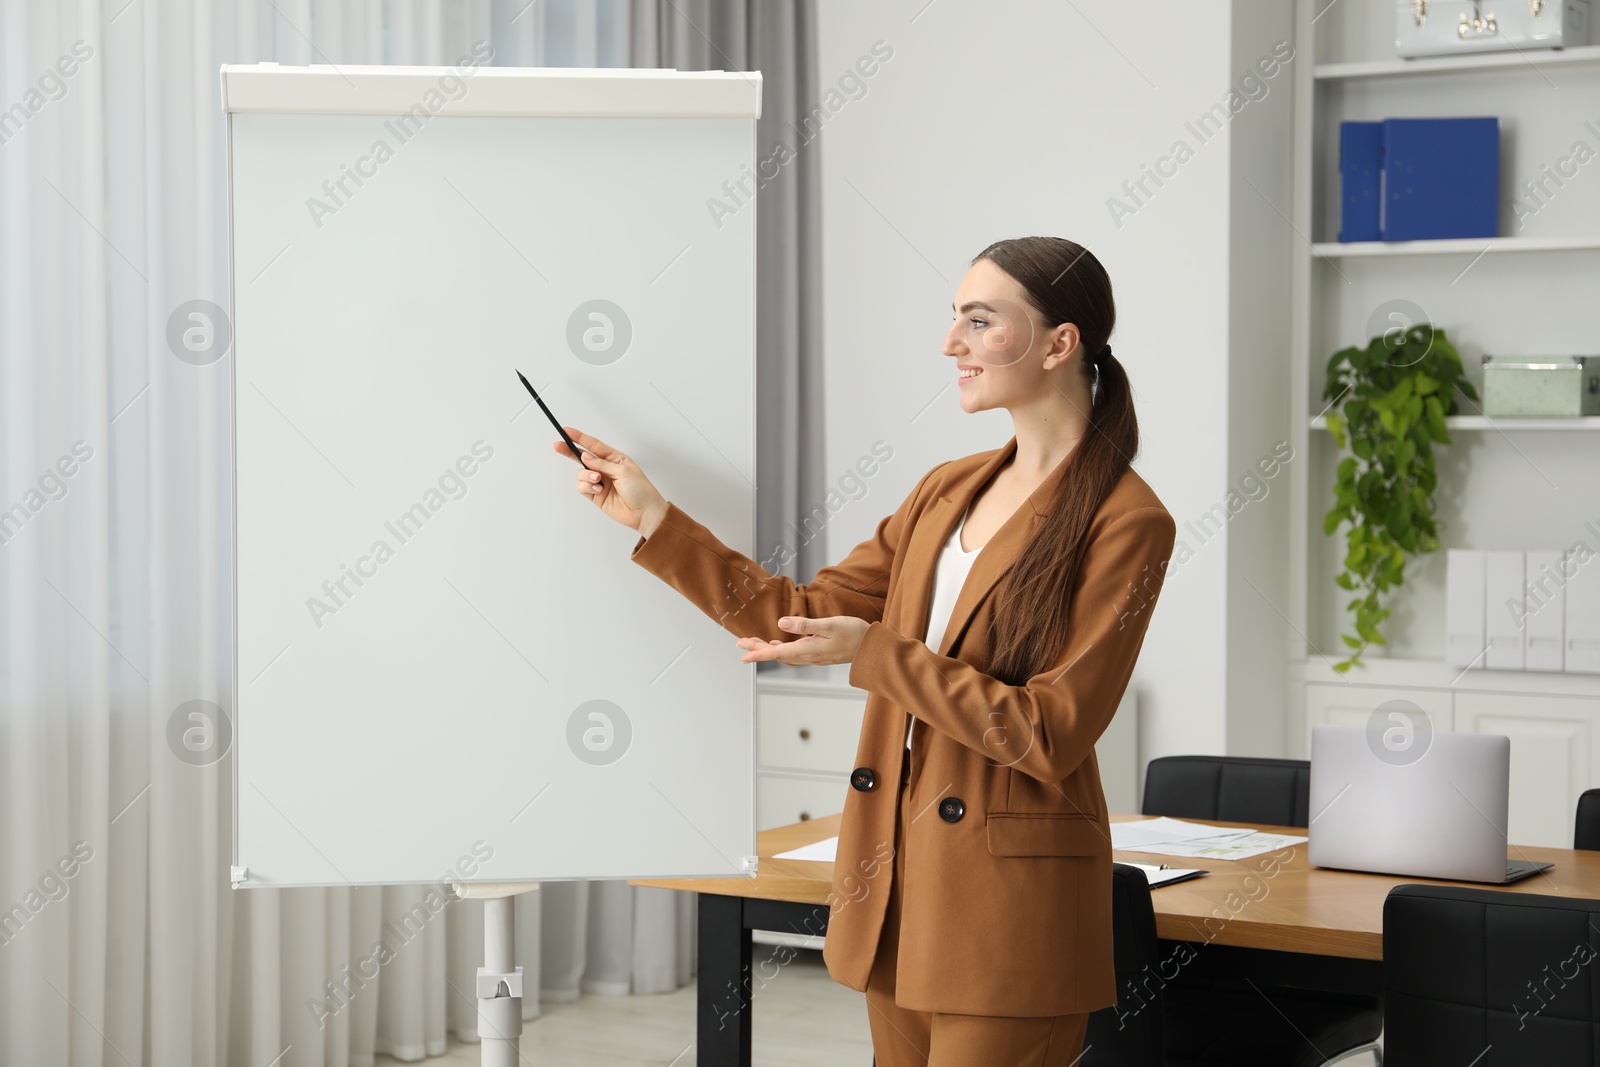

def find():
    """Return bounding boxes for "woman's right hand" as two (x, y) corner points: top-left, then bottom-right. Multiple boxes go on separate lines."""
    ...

(557, 427), (669, 536)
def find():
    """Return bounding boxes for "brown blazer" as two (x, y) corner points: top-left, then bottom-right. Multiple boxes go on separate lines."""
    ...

(629, 434), (1177, 1017)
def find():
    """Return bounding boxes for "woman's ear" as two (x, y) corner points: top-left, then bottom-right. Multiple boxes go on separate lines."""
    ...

(1040, 321), (1080, 371)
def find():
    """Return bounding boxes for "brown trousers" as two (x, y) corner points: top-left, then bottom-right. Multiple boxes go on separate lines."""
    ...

(863, 746), (1090, 1067)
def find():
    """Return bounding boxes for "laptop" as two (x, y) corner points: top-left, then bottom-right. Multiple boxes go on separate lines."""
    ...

(1308, 724), (1553, 885)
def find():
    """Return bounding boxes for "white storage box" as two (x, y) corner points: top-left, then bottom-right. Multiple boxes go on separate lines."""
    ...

(1485, 550), (1526, 670)
(1524, 550), (1566, 671)
(1445, 549), (1487, 668)
(1568, 547), (1600, 674)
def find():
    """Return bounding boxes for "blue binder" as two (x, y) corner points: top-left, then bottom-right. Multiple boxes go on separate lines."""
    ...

(1338, 121), (1383, 243)
(1381, 117), (1499, 241)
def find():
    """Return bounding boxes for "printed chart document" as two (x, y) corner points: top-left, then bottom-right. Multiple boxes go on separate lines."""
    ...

(1111, 816), (1254, 849)
(1136, 831), (1308, 861)
(1112, 817), (1306, 861)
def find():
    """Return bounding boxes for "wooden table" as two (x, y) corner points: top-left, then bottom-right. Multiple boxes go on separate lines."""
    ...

(631, 812), (1600, 1067)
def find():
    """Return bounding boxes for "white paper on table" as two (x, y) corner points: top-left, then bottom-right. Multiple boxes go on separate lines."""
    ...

(776, 821), (1297, 864)
(1127, 831), (1307, 861)
(774, 836), (839, 862)
(1110, 816), (1256, 850)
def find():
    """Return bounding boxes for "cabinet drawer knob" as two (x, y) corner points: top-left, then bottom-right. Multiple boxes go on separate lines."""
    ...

(799, 811), (811, 821)
(798, 728), (810, 740)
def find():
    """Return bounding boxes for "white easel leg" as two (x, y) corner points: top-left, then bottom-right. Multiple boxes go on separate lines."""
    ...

(478, 894), (523, 1067)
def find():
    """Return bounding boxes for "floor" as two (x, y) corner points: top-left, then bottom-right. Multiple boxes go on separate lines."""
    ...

(374, 948), (873, 1067)
(375, 948), (1383, 1066)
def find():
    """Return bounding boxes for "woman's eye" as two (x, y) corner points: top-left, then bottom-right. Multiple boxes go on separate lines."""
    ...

(970, 317), (988, 328)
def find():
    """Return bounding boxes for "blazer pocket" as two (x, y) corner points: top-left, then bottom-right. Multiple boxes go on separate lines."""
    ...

(986, 812), (1108, 858)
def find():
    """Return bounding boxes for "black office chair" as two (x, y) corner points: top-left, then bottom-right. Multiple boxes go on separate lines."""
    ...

(1084, 860), (1377, 1067)
(1143, 755), (1383, 1067)
(870, 855), (1371, 1067)
(1574, 787), (1600, 850)
(1384, 883), (1600, 1065)
(1141, 754), (1312, 827)
(1083, 863), (1167, 1066)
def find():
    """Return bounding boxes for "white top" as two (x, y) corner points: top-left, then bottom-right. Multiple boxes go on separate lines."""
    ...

(908, 504), (984, 749)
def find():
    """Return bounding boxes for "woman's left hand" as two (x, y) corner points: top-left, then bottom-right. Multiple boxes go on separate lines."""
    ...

(736, 616), (870, 666)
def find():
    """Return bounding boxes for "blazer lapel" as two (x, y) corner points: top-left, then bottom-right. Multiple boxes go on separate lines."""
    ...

(898, 435), (1069, 659)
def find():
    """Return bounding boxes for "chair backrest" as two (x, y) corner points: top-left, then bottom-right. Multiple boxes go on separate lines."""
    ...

(1142, 754), (1310, 827)
(1082, 863), (1166, 1067)
(1575, 787), (1600, 850)
(1384, 883), (1600, 1065)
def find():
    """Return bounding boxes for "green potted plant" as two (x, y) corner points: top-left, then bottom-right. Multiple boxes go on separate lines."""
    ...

(1321, 323), (1479, 672)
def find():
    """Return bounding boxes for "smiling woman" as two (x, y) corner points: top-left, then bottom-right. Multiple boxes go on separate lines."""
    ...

(943, 237), (1143, 687)
(564, 235), (1177, 1067)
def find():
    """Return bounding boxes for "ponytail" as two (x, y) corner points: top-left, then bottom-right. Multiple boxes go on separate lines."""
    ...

(973, 238), (1139, 685)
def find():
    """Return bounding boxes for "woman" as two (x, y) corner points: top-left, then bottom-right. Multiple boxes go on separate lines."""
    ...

(555, 236), (1176, 1066)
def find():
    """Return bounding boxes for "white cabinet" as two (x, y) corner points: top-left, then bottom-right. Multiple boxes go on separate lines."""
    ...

(1304, 683), (1453, 737)
(757, 683), (866, 776)
(1455, 692), (1600, 849)
(755, 679), (866, 834)
(1301, 660), (1600, 848)
(756, 773), (850, 833)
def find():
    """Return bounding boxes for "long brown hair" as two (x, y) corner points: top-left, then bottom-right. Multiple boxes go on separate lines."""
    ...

(974, 237), (1140, 685)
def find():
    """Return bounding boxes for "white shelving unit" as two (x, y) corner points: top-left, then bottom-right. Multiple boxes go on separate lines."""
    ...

(1310, 414), (1600, 431)
(1313, 41), (1600, 79)
(1312, 234), (1600, 257)
(1287, 1), (1600, 846)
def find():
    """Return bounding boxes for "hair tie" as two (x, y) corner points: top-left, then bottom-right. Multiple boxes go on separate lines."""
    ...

(1097, 343), (1113, 364)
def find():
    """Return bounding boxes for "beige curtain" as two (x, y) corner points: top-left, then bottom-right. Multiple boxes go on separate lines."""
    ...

(639, 0), (828, 612)
(0, 0), (819, 1063)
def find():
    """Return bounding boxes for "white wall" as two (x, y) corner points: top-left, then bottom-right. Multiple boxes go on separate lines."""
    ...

(812, 0), (1296, 766)
(1224, 5), (1296, 755)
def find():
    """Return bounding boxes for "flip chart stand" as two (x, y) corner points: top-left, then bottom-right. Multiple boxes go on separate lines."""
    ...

(453, 881), (542, 1067)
